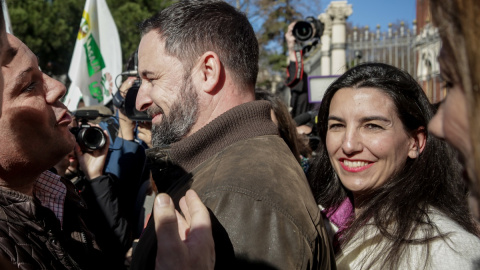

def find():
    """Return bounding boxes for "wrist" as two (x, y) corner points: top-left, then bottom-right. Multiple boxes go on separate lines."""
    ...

(86, 172), (102, 181)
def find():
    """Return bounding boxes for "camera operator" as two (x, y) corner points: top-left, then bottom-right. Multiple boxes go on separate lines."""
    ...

(58, 111), (133, 270)
(285, 21), (319, 119)
(54, 95), (152, 269)
(111, 51), (157, 237)
(56, 102), (145, 269)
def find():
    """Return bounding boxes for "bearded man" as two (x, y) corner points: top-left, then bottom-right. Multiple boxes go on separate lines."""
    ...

(130, 1), (335, 269)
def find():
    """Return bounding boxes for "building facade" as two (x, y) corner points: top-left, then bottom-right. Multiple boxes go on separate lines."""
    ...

(303, 0), (444, 103)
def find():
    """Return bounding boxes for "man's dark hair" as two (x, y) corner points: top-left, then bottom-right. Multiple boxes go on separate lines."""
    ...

(308, 63), (479, 269)
(139, 0), (259, 89)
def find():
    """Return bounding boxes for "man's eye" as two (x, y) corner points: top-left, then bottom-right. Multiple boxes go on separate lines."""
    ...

(365, 123), (383, 130)
(22, 82), (38, 93)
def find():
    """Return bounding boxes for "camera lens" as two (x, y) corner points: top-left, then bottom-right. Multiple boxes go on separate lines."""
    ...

(293, 21), (315, 42)
(78, 127), (106, 150)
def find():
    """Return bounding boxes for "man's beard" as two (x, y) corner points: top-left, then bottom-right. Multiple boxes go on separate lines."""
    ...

(149, 76), (199, 147)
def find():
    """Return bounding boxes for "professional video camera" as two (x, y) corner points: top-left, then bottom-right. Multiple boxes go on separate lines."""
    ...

(113, 74), (151, 121)
(292, 16), (324, 43)
(112, 51), (151, 122)
(70, 110), (107, 151)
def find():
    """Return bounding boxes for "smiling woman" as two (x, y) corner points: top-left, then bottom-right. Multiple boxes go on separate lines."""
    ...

(326, 87), (422, 207)
(308, 63), (480, 269)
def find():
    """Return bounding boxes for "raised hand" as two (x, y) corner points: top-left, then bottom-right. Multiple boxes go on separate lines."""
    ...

(74, 126), (110, 180)
(154, 190), (215, 270)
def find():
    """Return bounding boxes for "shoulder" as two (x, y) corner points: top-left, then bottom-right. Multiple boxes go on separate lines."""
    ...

(337, 211), (480, 269)
(196, 135), (325, 232)
(188, 136), (335, 269)
(426, 209), (480, 269)
(194, 135), (316, 217)
(205, 135), (304, 185)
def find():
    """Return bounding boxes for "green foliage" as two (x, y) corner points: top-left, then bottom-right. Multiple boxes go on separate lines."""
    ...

(8, 0), (175, 77)
(9, 0), (84, 75)
(8, 0), (320, 87)
(107, 0), (177, 67)
(267, 52), (288, 71)
(226, 0), (319, 86)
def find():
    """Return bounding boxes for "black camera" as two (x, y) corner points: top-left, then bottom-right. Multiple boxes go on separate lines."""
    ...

(125, 76), (151, 121)
(113, 74), (151, 122)
(113, 50), (152, 122)
(292, 16), (324, 42)
(70, 110), (107, 151)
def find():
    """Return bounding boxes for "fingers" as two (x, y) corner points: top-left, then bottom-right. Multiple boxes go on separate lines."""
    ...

(184, 190), (211, 229)
(175, 207), (189, 241)
(100, 129), (110, 154)
(286, 21), (296, 37)
(154, 190), (215, 270)
(120, 77), (137, 95)
(182, 190), (215, 270)
(179, 196), (191, 225)
(288, 21), (296, 30)
(88, 124), (110, 155)
(154, 193), (187, 269)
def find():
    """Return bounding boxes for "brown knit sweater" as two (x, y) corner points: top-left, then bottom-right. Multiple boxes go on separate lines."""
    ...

(146, 100), (279, 173)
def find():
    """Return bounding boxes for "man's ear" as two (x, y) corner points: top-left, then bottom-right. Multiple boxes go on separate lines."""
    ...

(195, 51), (221, 94)
(408, 126), (427, 159)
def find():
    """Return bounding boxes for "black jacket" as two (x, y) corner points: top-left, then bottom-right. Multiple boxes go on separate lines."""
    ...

(75, 173), (133, 269)
(0, 175), (105, 269)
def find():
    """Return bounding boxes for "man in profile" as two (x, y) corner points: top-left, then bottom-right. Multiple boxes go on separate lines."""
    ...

(0, 0), (212, 268)
(131, 1), (335, 269)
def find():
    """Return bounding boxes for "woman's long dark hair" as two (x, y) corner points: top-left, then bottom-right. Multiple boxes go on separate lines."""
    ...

(308, 63), (478, 269)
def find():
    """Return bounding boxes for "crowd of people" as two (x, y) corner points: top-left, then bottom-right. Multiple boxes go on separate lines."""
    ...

(0, 0), (478, 269)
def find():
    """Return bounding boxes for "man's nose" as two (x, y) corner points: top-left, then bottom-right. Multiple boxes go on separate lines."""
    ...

(136, 82), (152, 112)
(44, 74), (67, 104)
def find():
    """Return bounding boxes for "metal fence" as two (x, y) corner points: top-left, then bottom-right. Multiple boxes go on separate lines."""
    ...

(346, 23), (416, 76)
(345, 23), (445, 103)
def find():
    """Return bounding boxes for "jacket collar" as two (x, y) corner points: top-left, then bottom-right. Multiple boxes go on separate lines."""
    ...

(0, 171), (85, 229)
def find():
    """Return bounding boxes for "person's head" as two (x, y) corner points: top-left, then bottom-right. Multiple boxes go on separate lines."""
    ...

(138, 0), (258, 90)
(316, 63), (429, 204)
(136, 0), (258, 146)
(255, 89), (309, 163)
(428, 0), (480, 193)
(309, 63), (476, 268)
(0, 34), (75, 188)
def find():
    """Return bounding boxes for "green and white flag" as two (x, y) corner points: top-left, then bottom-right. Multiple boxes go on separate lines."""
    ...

(65, 0), (122, 110)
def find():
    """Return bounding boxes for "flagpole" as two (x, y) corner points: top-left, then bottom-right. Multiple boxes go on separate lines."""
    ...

(2, 0), (13, 34)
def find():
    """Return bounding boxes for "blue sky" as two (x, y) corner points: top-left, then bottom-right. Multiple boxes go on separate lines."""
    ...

(344, 0), (416, 31)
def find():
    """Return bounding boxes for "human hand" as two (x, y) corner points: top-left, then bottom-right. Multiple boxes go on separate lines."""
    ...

(119, 76), (137, 98)
(74, 126), (110, 180)
(285, 22), (297, 53)
(137, 121), (152, 148)
(154, 190), (215, 270)
(296, 125), (312, 135)
(117, 77), (137, 140)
